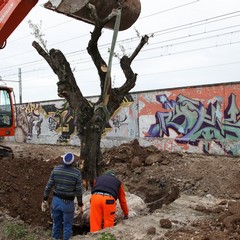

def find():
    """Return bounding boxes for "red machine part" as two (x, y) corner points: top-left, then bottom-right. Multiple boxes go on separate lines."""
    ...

(0, 0), (38, 48)
(0, 86), (15, 159)
(0, 85), (15, 137)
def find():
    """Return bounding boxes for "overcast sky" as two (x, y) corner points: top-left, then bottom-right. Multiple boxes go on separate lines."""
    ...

(0, 0), (240, 103)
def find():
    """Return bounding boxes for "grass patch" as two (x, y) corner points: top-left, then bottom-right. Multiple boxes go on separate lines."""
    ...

(4, 223), (27, 239)
(97, 232), (117, 240)
(3, 223), (47, 240)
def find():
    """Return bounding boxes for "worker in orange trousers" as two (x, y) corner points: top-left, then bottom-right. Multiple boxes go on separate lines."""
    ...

(89, 170), (129, 232)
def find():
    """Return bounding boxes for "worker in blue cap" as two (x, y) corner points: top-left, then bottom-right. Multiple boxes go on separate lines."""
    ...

(41, 152), (83, 240)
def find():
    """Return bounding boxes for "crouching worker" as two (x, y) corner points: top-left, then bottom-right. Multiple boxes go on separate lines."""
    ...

(90, 170), (129, 232)
(41, 152), (83, 240)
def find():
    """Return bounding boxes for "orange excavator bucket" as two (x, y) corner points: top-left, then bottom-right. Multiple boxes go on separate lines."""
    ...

(44, 0), (141, 31)
(0, 0), (38, 48)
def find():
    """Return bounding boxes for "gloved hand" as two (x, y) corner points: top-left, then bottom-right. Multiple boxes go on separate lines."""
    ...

(41, 200), (49, 212)
(124, 215), (128, 219)
(79, 206), (83, 214)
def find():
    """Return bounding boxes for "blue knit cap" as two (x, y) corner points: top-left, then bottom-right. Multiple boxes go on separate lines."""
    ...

(62, 152), (74, 165)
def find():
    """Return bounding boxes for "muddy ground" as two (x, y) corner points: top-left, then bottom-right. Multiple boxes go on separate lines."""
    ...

(1, 140), (240, 239)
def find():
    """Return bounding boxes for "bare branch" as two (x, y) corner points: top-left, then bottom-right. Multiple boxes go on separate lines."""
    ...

(129, 35), (149, 63)
(117, 35), (149, 94)
(87, 4), (120, 94)
(32, 41), (91, 111)
(32, 41), (53, 69)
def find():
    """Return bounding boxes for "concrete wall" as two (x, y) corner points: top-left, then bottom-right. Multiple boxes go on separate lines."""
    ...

(11, 82), (240, 156)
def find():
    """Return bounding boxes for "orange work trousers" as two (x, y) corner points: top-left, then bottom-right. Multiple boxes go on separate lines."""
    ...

(90, 193), (116, 232)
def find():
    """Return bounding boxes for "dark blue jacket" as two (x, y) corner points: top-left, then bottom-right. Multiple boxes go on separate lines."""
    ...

(92, 173), (121, 200)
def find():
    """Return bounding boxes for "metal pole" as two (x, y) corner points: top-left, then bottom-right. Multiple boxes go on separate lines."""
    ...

(18, 68), (22, 104)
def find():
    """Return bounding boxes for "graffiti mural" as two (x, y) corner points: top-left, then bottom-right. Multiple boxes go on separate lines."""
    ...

(42, 101), (75, 143)
(15, 101), (76, 144)
(15, 103), (43, 141)
(105, 93), (136, 137)
(14, 94), (137, 145)
(13, 82), (240, 155)
(111, 114), (128, 133)
(147, 92), (240, 154)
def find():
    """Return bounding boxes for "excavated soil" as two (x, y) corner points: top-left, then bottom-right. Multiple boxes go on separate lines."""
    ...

(1, 140), (240, 239)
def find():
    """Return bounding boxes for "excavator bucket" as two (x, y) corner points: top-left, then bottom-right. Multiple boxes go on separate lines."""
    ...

(0, 0), (38, 48)
(44, 0), (141, 31)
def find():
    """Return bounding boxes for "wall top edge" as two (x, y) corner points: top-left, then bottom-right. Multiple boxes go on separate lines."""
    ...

(17, 80), (240, 105)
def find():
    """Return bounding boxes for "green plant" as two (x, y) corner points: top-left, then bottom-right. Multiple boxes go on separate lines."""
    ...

(4, 223), (27, 239)
(25, 234), (37, 240)
(97, 232), (117, 240)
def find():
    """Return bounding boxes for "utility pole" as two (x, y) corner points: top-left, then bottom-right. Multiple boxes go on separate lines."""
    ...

(18, 68), (22, 104)
(0, 68), (22, 104)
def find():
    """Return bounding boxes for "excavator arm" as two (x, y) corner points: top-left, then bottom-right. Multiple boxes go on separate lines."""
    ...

(0, 0), (38, 48)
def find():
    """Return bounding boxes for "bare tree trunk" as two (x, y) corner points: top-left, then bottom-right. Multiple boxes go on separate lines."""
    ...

(79, 108), (106, 187)
(80, 127), (101, 183)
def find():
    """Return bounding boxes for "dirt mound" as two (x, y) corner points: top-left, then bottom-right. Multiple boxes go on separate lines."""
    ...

(1, 140), (240, 239)
(0, 140), (180, 228)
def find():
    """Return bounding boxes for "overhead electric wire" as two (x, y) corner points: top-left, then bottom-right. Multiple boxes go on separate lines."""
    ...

(139, 0), (200, 19)
(2, 23), (240, 75)
(21, 59), (240, 85)
(64, 23), (240, 66)
(2, 18), (240, 73)
(1, 5), (240, 83)
(66, 22), (240, 64)
(4, 35), (240, 82)
(7, 19), (74, 43)
(1, 2), (236, 59)
(150, 23), (240, 45)
(140, 61), (240, 76)
(145, 29), (240, 52)
(8, 0), (200, 44)
(62, 11), (240, 56)
(2, 32), (240, 80)
(137, 40), (240, 60)
(1, 9), (240, 64)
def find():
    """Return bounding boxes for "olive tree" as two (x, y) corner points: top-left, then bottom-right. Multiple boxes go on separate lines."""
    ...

(32, 4), (149, 187)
